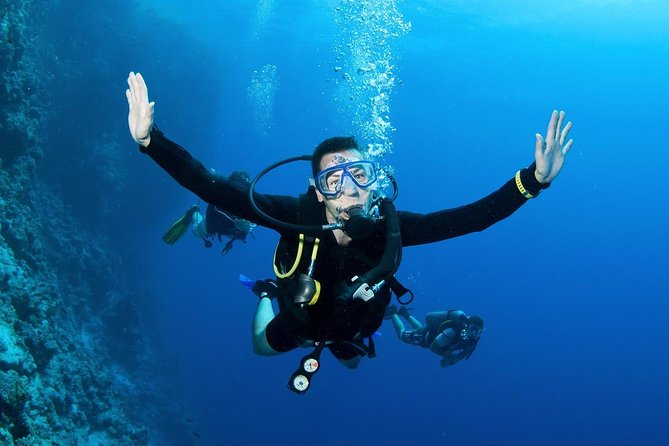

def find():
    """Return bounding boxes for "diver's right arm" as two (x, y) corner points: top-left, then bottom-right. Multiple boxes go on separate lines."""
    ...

(126, 72), (153, 148)
(140, 128), (297, 227)
(125, 72), (297, 228)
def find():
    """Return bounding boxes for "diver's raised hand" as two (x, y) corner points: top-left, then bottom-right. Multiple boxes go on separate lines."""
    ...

(126, 72), (155, 147)
(534, 110), (573, 183)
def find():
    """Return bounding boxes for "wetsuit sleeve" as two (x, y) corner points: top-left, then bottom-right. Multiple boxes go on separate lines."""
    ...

(139, 127), (297, 230)
(399, 164), (549, 246)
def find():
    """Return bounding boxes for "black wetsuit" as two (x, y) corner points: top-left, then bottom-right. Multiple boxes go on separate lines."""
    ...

(400, 313), (478, 364)
(204, 203), (250, 254)
(141, 128), (547, 358)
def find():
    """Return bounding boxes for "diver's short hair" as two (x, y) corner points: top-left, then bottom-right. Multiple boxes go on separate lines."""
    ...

(311, 136), (360, 177)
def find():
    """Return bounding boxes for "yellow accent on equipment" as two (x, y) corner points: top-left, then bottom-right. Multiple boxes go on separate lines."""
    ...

(307, 280), (321, 306)
(515, 170), (534, 199)
(273, 234), (305, 278)
(162, 204), (198, 244)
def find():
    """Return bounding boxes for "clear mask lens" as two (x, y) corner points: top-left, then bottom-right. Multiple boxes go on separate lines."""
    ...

(316, 161), (377, 196)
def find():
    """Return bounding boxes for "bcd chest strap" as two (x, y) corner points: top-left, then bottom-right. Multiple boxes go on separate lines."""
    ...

(386, 275), (414, 305)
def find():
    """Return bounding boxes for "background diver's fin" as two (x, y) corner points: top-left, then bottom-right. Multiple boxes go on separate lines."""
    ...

(162, 204), (198, 245)
(239, 274), (255, 289)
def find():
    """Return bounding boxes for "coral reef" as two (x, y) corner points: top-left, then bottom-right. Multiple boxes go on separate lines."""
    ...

(1, 1), (153, 444)
(2, 0), (222, 442)
(0, 0), (45, 166)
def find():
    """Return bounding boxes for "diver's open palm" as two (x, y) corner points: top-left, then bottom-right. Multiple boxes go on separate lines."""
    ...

(126, 72), (155, 147)
(534, 110), (573, 183)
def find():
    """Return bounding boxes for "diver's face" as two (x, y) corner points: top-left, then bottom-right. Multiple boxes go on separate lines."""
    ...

(315, 149), (372, 223)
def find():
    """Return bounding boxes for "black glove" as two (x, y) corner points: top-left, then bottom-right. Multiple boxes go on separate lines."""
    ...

(252, 279), (278, 299)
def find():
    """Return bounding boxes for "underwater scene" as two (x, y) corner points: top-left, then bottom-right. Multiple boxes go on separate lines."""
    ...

(1, 0), (668, 445)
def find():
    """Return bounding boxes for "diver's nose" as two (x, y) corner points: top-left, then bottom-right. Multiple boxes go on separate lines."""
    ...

(340, 175), (359, 196)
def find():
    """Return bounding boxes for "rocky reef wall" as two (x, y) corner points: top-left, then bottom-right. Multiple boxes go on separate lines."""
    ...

(0, 1), (195, 444)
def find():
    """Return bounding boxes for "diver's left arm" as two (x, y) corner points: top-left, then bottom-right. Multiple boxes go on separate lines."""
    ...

(400, 110), (573, 246)
(533, 110), (573, 184)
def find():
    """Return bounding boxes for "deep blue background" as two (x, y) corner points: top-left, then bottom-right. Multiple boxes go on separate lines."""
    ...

(115, 1), (668, 444)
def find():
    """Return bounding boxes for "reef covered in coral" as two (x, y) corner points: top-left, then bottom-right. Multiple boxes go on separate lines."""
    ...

(1, 1), (149, 444)
(1, 0), (220, 444)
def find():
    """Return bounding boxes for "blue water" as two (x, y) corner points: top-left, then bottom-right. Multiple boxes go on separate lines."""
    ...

(72, 1), (669, 444)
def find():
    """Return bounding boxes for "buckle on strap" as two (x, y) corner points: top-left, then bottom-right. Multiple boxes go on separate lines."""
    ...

(387, 276), (414, 305)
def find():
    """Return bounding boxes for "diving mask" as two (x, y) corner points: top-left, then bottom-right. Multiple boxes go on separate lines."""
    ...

(315, 161), (378, 197)
(460, 321), (482, 341)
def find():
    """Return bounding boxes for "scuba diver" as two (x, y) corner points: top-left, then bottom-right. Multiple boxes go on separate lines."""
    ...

(385, 305), (484, 367)
(162, 171), (257, 255)
(125, 71), (574, 394)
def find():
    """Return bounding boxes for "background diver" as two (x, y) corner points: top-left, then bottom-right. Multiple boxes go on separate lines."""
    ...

(126, 71), (574, 392)
(385, 305), (484, 367)
(162, 171), (257, 255)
